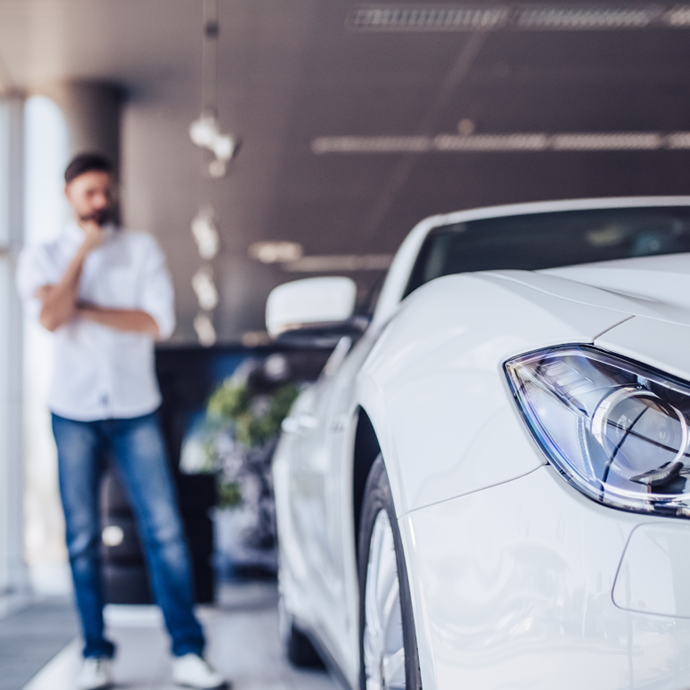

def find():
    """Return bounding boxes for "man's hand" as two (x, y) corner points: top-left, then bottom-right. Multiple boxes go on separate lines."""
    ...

(34, 285), (55, 303)
(37, 225), (105, 332)
(80, 220), (106, 252)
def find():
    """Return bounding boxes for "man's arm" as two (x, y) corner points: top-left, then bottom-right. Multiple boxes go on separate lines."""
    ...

(37, 222), (104, 332)
(76, 304), (160, 337)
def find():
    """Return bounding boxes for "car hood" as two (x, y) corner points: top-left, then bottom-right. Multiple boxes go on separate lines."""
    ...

(487, 253), (690, 380)
(487, 253), (690, 328)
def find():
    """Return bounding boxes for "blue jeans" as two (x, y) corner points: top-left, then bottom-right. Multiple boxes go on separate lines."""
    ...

(52, 412), (205, 659)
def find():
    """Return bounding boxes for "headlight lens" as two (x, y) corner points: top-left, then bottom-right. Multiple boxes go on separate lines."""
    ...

(505, 345), (690, 517)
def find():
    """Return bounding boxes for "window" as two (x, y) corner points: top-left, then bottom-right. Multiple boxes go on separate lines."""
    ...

(405, 206), (690, 298)
(0, 96), (25, 598)
(23, 96), (70, 593)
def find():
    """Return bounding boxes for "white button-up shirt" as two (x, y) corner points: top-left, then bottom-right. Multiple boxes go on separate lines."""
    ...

(17, 221), (176, 421)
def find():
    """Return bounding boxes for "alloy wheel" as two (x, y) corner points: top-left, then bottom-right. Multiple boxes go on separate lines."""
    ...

(363, 509), (406, 690)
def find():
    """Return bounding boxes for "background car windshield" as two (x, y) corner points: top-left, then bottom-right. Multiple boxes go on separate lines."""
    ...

(405, 207), (690, 297)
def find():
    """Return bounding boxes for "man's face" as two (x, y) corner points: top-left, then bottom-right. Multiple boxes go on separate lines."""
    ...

(64, 170), (115, 227)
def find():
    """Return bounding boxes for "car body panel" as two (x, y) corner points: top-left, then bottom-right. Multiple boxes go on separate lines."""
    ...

(613, 522), (690, 618)
(596, 317), (690, 382)
(546, 253), (690, 326)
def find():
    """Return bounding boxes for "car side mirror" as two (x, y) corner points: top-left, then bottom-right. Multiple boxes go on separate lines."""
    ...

(266, 277), (365, 346)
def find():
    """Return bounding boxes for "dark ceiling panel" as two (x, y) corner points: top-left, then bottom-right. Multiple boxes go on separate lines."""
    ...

(379, 149), (690, 233)
(436, 78), (690, 132)
(4, 0), (690, 339)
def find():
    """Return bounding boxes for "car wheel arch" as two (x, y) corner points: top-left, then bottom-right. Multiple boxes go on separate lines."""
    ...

(352, 406), (381, 558)
(350, 404), (430, 688)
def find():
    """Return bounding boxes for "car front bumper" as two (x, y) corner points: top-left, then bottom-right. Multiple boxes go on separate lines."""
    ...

(401, 464), (690, 690)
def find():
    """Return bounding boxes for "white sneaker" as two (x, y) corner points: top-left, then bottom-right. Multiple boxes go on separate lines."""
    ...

(171, 654), (227, 689)
(76, 657), (113, 690)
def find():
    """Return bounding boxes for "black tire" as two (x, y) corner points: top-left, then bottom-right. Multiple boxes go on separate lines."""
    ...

(285, 621), (325, 669)
(358, 455), (422, 690)
(278, 589), (326, 669)
(102, 562), (152, 604)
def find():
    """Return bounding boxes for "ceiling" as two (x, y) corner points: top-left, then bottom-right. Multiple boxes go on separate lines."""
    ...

(2, 0), (690, 341)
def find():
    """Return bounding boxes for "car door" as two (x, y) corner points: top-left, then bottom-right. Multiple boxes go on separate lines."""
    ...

(280, 338), (354, 632)
(284, 331), (381, 668)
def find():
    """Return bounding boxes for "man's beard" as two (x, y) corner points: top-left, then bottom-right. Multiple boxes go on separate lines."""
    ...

(80, 208), (113, 227)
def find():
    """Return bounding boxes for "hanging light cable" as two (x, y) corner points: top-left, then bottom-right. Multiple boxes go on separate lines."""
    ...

(189, 0), (236, 346)
(203, 0), (218, 118)
(189, 0), (240, 178)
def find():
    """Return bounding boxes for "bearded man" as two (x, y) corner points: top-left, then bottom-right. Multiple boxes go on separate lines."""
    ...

(17, 153), (227, 690)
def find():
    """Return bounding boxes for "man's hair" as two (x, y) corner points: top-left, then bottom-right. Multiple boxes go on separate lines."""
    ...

(64, 153), (113, 184)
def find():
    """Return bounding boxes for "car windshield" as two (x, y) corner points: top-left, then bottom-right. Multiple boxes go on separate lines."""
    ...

(404, 206), (690, 298)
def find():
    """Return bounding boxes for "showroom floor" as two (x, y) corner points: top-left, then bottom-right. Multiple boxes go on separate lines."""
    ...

(21, 582), (338, 690)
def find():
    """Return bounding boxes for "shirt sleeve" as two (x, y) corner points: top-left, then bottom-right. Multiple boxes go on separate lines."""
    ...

(138, 235), (176, 341)
(16, 244), (61, 324)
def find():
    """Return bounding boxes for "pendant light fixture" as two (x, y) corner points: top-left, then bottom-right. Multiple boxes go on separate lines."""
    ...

(189, 0), (240, 346)
(189, 0), (240, 178)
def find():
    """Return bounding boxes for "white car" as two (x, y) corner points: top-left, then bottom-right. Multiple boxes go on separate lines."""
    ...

(266, 197), (690, 690)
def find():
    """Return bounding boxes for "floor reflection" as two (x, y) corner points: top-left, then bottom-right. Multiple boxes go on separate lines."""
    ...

(23, 582), (337, 690)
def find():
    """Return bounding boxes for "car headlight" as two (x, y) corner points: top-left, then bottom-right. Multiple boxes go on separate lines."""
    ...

(505, 345), (690, 517)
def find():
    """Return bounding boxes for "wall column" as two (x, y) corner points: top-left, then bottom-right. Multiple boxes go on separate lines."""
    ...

(40, 81), (124, 175)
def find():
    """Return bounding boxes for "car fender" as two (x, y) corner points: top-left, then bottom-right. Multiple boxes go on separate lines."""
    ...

(357, 272), (633, 516)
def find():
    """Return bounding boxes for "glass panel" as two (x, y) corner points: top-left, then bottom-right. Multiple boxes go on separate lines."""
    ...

(0, 254), (9, 591)
(24, 96), (69, 244)
(23, 96), (70, 592)
(406, 207), (690, 297)
(0, 104), (8, 248)
(0, 95), (29, 596)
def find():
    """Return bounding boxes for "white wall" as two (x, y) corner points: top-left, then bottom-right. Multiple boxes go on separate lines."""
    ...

(0, 97), (28, 598)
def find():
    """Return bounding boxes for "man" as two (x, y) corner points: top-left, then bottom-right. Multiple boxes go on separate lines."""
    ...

(17, 153), (227, 690)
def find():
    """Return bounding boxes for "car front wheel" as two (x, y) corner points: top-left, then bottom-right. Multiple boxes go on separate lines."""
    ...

(358, 455), (422, 690)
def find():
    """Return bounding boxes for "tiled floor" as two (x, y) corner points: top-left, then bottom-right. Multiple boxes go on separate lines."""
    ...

(0, 596), (78, 690)
(22, 582), (339, 690)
